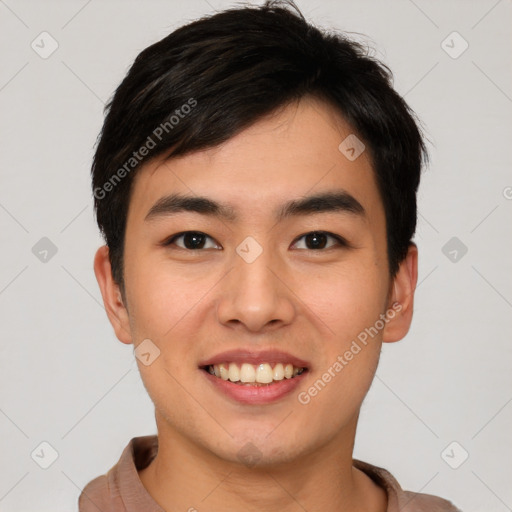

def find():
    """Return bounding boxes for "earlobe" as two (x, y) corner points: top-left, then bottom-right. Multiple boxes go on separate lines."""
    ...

(93, 245), (132, 345)
(382, 243), (418, 343)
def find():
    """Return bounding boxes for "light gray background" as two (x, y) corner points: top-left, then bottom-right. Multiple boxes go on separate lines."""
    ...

(1, 0), (511, 510)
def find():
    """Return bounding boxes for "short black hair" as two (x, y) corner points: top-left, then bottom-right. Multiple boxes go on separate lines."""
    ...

(91, 0), (428, 294)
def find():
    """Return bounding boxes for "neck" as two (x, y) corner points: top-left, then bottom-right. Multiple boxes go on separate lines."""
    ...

(139, 413), (387, 512)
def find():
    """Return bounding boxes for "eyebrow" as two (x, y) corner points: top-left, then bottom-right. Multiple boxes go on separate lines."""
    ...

(144, 190), (365, 223)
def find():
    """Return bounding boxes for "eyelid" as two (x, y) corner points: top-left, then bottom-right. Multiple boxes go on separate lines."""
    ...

(291, 231), (349, 250)
(162, 230), (349, 251)
(162, 231), (221, 249)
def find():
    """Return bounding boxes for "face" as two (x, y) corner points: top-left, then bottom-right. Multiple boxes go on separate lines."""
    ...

(96, 96), (417, 467)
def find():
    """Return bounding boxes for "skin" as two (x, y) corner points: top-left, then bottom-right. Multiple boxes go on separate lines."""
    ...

(94, 95), (418, 512)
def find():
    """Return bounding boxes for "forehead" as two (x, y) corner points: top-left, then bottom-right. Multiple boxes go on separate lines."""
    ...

(127, 96), (383, 225)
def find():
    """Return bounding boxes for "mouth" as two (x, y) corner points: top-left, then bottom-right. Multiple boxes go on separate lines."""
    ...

(198, 349), (310, 403)
(200, 362), (308, 385)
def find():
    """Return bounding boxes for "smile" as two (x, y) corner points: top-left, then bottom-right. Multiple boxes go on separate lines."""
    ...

(204, 362), (306, 385)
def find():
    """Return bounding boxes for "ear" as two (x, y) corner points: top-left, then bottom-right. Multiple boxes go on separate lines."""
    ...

(382, 243), (418, 343)
(93, 245), (132, 345)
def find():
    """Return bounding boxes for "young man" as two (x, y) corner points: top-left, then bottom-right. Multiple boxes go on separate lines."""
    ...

(80, 1), (461, 510)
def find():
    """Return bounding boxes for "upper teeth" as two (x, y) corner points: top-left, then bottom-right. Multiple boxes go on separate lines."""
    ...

(207, 362), (304, 383)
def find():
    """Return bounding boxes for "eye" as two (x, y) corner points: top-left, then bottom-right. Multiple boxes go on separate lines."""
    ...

(163, 231), (221, 250)
(292, 231), (347, 250)
(162, 230), (347, 251)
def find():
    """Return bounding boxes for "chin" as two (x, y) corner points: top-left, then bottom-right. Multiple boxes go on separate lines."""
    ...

(206, 429), (308, 469)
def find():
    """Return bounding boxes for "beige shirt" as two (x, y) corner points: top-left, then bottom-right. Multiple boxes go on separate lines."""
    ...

(78, 435), (461, 511)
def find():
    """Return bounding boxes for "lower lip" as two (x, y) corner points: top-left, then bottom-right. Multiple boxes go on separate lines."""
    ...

(201, 369), (307, 405)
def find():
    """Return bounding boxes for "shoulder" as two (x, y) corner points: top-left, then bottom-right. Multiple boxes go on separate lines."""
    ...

(77, 435), (158, 512)
(400, 489), (462, 511)
(77, 440), (131, 511)
(78, 471), (123, 511)
(353, 459), (462, 512)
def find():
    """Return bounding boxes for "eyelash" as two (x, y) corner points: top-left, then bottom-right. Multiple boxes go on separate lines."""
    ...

(162, 230), (349, 251)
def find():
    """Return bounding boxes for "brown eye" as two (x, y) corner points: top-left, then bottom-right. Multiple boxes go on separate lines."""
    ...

(164, 231), (221, 250)
(292, 231), (347, 250)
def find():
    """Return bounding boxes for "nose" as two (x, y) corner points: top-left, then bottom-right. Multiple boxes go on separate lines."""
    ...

(216, 246), (296, 333)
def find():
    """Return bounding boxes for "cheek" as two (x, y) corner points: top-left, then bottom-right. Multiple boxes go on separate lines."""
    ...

(125, 260), (216, 395)
(298, 263), (388, 341)
(296, 269), (386, 423)
(124, 253), (203, 338)
(128, 265), (207, 422)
